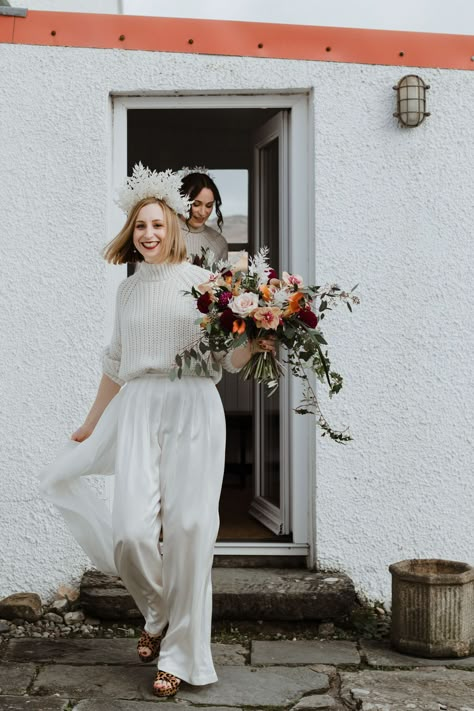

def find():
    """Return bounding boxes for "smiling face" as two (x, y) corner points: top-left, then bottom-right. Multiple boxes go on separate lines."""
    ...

(188, 187), (215, 229)
(132, 202), (167, 263)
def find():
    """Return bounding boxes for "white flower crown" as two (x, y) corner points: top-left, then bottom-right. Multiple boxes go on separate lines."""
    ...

(115, 163), (192, 215)
(180, 165), (215, 180)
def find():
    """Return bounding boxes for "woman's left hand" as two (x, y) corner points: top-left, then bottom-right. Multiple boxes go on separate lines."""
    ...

(250, 335), (277, 355)
(229, 335), (277, 370)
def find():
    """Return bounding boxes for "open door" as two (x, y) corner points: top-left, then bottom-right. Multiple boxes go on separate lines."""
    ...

(248, 112), (291, 536)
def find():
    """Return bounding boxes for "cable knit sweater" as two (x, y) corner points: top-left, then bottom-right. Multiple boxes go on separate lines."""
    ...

(102, 261), (240, 386)
(180, 222), (229, 262)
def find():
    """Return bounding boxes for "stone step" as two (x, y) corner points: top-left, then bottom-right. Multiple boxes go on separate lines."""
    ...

(80, 568), (357, 622)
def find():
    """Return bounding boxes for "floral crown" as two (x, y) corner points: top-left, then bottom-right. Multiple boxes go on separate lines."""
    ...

(115, 163), (192, 215)
(180, 165), (215, 180)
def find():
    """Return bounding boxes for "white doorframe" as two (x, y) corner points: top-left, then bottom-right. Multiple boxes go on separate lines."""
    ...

(110, 92), (315, 562)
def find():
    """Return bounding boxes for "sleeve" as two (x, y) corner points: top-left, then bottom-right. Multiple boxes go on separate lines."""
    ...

(212, 348), (244, 374)
(102, 282), (125, 386)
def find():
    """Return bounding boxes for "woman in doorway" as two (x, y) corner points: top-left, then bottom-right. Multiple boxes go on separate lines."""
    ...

(180, 168), (228, 264)
(39, 165), (274, 698)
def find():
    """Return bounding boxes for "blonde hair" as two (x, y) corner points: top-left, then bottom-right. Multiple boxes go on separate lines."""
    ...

(103, 197), (187, 265)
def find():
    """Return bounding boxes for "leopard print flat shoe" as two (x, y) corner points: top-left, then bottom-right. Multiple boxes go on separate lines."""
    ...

(153, 670), (181, 697)
(136, 630), (163, 663)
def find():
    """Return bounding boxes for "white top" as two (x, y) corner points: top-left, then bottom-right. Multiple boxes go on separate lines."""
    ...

(180, 222), (229, 262)
(102, 261), (240, 386)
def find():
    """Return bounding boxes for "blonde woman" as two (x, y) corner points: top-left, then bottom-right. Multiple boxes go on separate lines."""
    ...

(40, 165), (275, 698)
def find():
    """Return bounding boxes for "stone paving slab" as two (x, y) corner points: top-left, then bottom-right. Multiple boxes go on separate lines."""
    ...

(74, 704), (242, 711)
(0, 699), (69, 711)
(211, 642), (247, 665)
(73, 704), (157, 711)
(291, 693), (337, 709)
(0, 664), (37, 696)
(4, 638), (246, 667)
(32, 664), (158, 701)
(4, 639), (139, 666)
(178, 666), (329, 706)
(251, 640), (360, 666)
(361, 639), (474, 669)
(340, 669), (474, 710)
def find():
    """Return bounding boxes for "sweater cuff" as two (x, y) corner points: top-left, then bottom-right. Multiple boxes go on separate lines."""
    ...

(102, 350), (125, 386)
(222, 349), (243, 374)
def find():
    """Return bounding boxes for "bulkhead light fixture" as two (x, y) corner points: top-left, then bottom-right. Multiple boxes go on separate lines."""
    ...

(393, 75), (430, 127)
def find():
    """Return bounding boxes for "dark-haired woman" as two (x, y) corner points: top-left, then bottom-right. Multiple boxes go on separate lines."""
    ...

(180, 170), (228, 263)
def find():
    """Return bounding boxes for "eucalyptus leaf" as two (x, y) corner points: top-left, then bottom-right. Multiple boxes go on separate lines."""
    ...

(233, 333), (248, 349)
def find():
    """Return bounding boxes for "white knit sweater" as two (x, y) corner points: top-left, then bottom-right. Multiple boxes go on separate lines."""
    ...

(180, 222), (229, 262)
(103, 261), (240, 386)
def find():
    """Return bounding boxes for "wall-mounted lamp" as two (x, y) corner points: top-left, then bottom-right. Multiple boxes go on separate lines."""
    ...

(393, 75), (430, 128)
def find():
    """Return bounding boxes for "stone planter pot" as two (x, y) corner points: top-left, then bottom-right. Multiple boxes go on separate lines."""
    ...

(389, 558), (474, 658)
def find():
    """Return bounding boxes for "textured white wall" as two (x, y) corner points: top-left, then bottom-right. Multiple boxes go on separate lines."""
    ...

(19, 0), (121, 13)
(0, 42), (472, 603)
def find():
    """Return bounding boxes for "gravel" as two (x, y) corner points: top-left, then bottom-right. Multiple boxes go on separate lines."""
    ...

(0, 613), (140, 641)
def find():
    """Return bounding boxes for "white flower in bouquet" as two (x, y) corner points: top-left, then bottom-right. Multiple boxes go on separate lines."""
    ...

(272, 287), (291, 308)
(229, 292), (259, 317)
(248, 247), (272, 286)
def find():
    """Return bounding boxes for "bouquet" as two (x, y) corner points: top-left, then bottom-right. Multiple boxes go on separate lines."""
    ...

(171, 247), (359, 443)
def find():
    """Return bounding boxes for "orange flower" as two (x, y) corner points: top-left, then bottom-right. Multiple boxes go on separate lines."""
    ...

(200, 316), (210, 329)
(253, 307), (282, 330)
(286, 291), (305, 315)
(259, 285), (273, 302)
(232, 318), (246, 335)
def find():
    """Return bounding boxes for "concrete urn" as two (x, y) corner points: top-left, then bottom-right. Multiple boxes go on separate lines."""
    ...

(389, 558), (474, 658)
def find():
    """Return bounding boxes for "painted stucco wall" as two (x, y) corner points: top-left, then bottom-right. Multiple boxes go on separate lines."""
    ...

(19, 0), (121, 13)
(0, 41), (472, 603)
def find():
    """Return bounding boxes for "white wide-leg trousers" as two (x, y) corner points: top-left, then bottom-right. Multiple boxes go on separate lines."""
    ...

(39, 376), (226, 686)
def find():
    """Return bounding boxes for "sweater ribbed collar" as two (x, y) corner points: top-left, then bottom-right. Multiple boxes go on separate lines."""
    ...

(137, 261), (189, 282)
(182, 221), (205, 234)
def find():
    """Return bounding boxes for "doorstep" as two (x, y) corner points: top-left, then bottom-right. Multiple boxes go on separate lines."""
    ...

(80, 568), (357, 622)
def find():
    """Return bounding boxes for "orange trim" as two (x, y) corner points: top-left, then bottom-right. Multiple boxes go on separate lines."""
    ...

(2, 10), (473, 71)
(0, 14), (14, 44)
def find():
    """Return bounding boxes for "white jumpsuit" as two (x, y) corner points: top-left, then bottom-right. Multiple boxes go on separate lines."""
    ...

(40, 260), (237, 686)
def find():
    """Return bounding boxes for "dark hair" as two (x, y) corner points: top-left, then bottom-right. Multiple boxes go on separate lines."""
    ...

(180, 172), (224, 232)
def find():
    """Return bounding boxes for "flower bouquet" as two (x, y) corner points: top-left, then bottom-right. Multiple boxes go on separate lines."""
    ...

(171, 248), (359, 443)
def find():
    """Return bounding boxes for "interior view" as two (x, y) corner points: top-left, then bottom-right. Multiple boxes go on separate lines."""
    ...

(127, 108), (290, 542)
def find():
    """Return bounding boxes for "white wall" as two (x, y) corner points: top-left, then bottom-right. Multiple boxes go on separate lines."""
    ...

(0, 41), (472, 603)
(18, 0), (121, 12)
